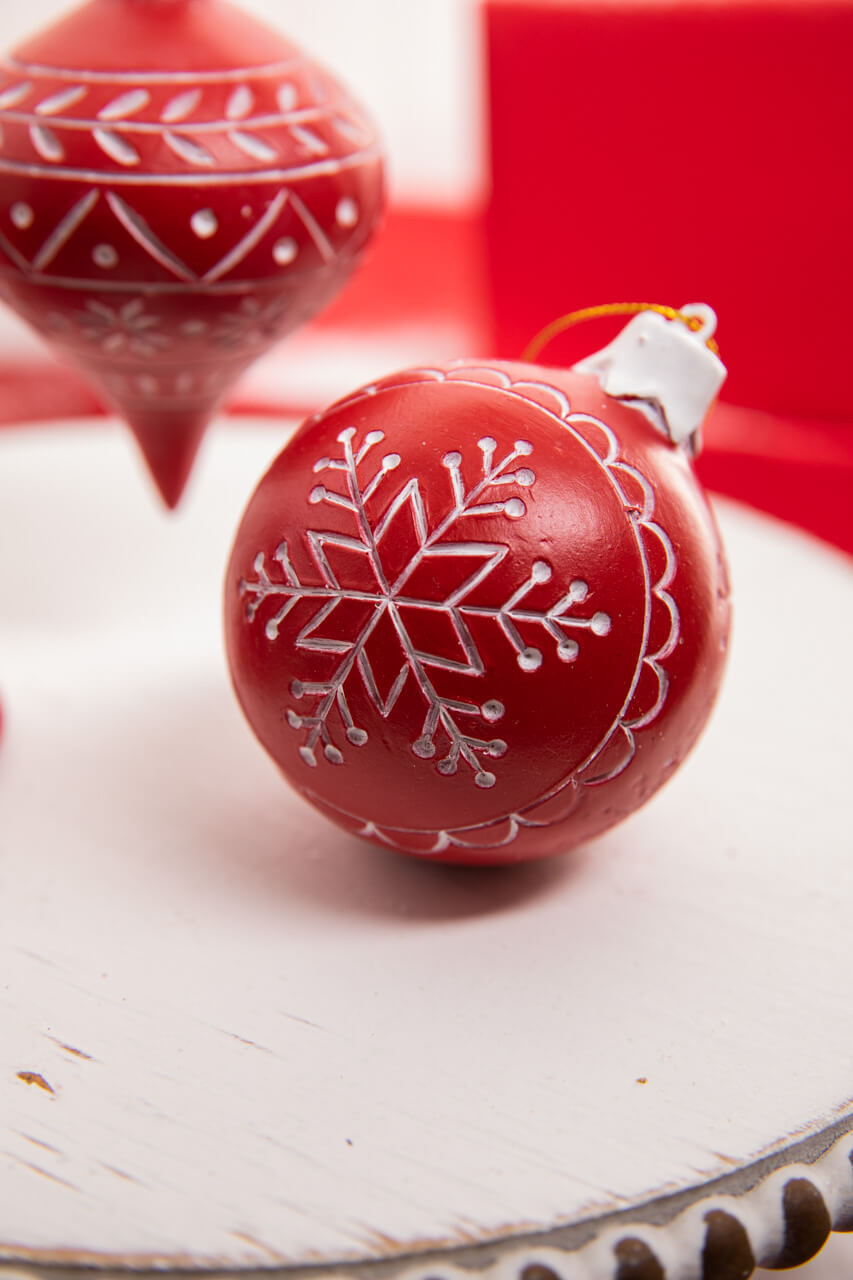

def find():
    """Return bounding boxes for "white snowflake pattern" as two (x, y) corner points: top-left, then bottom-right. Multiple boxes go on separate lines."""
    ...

(214, 295), (291, 349)
(77, 298), (170, 356)
(241, 426), (612, 790)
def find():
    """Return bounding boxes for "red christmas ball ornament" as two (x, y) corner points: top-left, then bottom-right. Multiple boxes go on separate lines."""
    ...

(0, 0), (384, 507)
(225, 306), (731, 864)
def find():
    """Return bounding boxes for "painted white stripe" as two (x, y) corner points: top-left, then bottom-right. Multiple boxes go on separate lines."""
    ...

(29, 123), (64, 161)
(0, 227), (33, 272)
(92, 127), (140, 166)
(0, 266), (348, 294)
(161, 88), (202, 123)
(288, 191), (337, 265)
(164, 131), (215, 166)
(227, 130), (277, 163)
(0, 57), (302, 85)
(333, 115), (365, 145)
(0, 105), (338, 134)
(105, 192), (197, 281)
(32, 189), (99, 271)
(0, 147), (380, 186)
(290, 124), (329, 157)
(98, 89), (151, 121)
(277, 83), (298, 112)
(35, 86), (87, 116)
(226, 85), (254, 120)
(0, 81), (32, 109)
(203, 189), (288, 283)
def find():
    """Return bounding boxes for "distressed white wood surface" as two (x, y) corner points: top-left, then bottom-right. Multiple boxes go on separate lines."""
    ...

(0, 422), (852, 1270)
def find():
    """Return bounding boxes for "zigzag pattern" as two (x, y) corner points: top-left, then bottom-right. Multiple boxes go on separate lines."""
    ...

(0, 183), (354, 288)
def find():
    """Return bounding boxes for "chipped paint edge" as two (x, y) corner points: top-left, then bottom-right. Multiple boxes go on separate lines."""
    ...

(1, 1107), (852, 1280)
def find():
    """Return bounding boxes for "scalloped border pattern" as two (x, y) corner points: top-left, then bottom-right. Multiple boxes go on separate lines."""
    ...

(1, 1115), (851, 1280)
(304, 365), (681, 853)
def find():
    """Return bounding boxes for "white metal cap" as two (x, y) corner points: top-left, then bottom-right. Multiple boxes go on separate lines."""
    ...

(573, 304), (727, 454)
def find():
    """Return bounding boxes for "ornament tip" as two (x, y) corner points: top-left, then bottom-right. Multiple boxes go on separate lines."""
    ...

(125, 409), (209, 510)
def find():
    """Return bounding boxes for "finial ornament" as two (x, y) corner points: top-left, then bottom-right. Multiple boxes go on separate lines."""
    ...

(0, 0), (385, 505)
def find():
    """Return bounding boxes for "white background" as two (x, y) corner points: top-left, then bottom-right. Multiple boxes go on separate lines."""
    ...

(0, 0), (484, 206)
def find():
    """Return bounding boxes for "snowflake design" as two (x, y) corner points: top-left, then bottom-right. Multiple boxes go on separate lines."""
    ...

(214, 295), (291, 349)
(42, 309), (71, 334)
(241, 427), (612, 790)
(76, 299), (170, 356)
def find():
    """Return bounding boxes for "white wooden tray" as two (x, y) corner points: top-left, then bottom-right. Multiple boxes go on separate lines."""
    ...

(1, 422), (852, 1280)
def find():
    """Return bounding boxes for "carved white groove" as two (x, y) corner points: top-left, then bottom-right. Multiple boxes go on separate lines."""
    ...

(287, 367), (682, 852)
(91, 126), (140, 166)
(0, 81), (32, 109)
(30, 189), (99, 271)
(105, 191), (196, 282)
(0, 147), (381, 188)
(1, 105), (350, 135)
(227, 129), (277, 163)
(97, 89), (151, 121)
(160, 88), (202, 123)
(277, 82), (298, 111)
(77, 296), (169, 356)
(213, 294), (289, 348)
(0, 56), (378, 190)
(0, 56), (302, 84)
(29, 123), (63, 161)
(290, 123), (329, 156)
(334, 113), (366, 144)
(34, 85), (87, 116)
(242, 428), (611, 790)
(163, 131), (214, 166)
(225, 85), (254, 120)
(289, 190), (335, 263)
(15, 185), (297, 287)
(201, 188), (288, 282)
(0, 224), (32, 271)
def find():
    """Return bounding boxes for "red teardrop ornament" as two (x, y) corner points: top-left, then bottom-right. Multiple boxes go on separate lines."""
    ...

(0, 0), (384, 506)
(224, 313), (732, 865)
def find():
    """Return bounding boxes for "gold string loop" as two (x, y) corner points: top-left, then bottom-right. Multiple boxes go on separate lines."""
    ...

(522, 302), (720, 364)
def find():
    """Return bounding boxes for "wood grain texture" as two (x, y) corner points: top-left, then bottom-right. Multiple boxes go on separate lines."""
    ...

(0, 424), (852, 1277)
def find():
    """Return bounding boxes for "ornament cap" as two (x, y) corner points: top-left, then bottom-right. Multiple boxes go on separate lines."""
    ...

(573, 304), (726, 454)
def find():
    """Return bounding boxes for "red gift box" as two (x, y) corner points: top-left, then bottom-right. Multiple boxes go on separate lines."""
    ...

(484, 0), (853, 424)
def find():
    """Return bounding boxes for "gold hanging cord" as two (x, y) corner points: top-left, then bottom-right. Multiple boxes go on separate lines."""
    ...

(522, 302), (721, 364)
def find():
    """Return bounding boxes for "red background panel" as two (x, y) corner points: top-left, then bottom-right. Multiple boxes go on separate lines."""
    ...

(484, 0), (853, 422)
